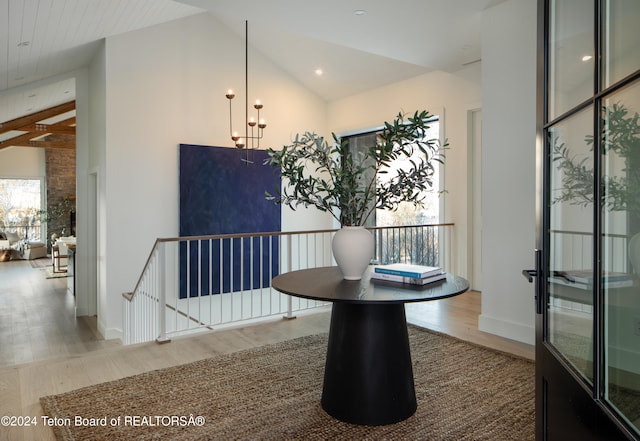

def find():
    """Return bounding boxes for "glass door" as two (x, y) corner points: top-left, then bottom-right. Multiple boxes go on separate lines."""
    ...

(536, 0), (640, 438)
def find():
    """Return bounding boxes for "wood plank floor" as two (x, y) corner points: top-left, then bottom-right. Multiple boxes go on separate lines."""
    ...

(0, 258), (119, 368)
(0, 259), (534, 441)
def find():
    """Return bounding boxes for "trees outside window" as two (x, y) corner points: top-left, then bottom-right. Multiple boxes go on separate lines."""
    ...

(0, 178), (43, 241)
(344, 117), (442, 228)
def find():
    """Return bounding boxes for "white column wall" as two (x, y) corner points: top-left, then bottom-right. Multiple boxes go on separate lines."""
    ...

(73, 68), (93, 317)
(88, 41), (107, 334)
(479, 0), (537, 344)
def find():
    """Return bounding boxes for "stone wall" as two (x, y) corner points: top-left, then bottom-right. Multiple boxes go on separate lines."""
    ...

(45, 148), (76, 243)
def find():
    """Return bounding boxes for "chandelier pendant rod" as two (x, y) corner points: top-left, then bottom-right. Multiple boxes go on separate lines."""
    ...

(244, 20), (249, 161)
(225, 20), (266, 163)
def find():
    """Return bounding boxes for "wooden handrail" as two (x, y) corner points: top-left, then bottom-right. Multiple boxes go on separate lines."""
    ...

(155, 223), (456, 243)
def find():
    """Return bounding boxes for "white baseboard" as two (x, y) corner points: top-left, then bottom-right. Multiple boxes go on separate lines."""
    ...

(103, 327), (122, 341)
(98, 317), (122, 341)
(478, 314), (535, 345)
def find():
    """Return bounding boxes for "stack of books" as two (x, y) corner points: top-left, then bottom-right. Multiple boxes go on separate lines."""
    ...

(370, 263), (446, 286)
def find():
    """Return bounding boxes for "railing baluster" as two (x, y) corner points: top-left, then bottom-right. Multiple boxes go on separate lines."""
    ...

(157, 243), (169, 342)
(284, 234), (294, 319)
(230, 238), (234, 321)
(122, 224), (455, 344)
(218, 239), (223, 326)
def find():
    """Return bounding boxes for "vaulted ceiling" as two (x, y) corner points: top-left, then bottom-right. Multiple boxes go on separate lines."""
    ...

(0, 0), (507, 150)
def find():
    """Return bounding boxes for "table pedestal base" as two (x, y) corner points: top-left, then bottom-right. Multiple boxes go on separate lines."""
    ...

(321, 302), (416, 425)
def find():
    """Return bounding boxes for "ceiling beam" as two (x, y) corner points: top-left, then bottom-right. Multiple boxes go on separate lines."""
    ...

(0, 132), (42, 150)
(0, 101), (76, 134)
(0, 101), (77, 150)
(0, 131), (75, 151)
(57, 117), (76, 126)
(25, 140), (75, 150)
(19, 123), (76, 135)
(0, 138), (75, 150)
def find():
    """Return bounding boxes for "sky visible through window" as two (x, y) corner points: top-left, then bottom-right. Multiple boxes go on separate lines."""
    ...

(376, 120), (441, 227)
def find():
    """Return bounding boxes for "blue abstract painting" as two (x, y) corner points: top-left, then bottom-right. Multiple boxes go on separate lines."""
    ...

(179, 145), (281, 297)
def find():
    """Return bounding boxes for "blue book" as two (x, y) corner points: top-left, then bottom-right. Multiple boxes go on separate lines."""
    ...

(374, 263), (443, 279)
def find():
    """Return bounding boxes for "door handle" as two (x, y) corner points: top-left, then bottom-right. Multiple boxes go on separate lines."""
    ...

(522, 250), (544, 314)
(522, 269), (536, 283)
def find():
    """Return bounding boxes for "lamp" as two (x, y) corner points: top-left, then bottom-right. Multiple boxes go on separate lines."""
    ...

(225, 20), (266, 162)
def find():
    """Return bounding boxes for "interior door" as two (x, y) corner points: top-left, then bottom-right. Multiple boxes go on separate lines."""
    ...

(534, 0), (640, 439)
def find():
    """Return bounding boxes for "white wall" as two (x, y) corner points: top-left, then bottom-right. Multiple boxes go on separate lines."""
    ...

(99, 13), (328, 338)
(328, 65), (482, 277)
(0, 147), (45, 177)
(479, 0), (537, 345)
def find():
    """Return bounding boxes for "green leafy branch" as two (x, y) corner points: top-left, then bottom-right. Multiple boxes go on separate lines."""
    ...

(37, 198), (74, 224)
(552, 103), (640, 217)
(265, 110), (446, 226)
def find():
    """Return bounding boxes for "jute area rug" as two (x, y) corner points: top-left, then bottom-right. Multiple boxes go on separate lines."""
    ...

(41, 327), (534, 441)
(27, 257), (69, 278)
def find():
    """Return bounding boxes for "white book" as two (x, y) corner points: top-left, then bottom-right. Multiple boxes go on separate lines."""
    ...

(370, 270), (446, 286)
(374, 263), (443, 279)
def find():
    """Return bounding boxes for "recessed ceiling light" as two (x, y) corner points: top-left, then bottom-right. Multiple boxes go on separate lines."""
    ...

(315, 68), (323, 76)
(582, 55), (593, 61)
(354, 9), (367, 16)
(17, 41), (30, 47)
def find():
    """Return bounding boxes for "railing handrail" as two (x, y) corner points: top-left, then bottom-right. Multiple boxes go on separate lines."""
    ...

(124, 223), (456, 303)
(550, 229), (629, 239)
(156, 223), (455, 242)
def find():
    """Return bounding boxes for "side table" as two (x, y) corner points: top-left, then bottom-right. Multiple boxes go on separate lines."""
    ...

(272, 266), (469, 425)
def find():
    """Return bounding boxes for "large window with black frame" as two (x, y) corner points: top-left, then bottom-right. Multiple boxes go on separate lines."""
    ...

(343, 116), (442, 266)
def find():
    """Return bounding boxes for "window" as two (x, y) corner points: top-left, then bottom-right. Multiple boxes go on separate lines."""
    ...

(343, 116), (442, 227)
(0, 178), (43, 241)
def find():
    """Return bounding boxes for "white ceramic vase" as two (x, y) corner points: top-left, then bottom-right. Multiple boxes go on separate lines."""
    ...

(332, 226), (374, 280)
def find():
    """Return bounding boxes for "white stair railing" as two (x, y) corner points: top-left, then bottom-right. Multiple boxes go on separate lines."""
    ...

(122, 224), (454, 345)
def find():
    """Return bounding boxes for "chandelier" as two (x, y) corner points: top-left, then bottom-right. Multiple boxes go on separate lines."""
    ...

(225, 20), (266, 161)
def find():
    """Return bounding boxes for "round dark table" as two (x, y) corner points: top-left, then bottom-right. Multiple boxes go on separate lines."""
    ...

(271, 266), (469, 426)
